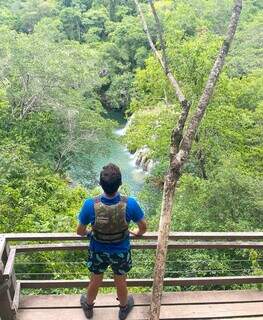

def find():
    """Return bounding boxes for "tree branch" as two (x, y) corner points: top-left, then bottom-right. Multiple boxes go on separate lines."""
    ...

(20, 94), (39, 119)
(175, 0), (243, 167)
(148, 0), (168, 74)
(149, 1), (243, 320)
(134, 0), (188, 108)
(134, 0), (191, 154)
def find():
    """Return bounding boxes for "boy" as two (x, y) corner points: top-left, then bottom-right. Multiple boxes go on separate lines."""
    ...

(77, 163), (147, 319)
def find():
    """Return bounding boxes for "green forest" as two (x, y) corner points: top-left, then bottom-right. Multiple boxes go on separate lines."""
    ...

(0, 0), (262, 291)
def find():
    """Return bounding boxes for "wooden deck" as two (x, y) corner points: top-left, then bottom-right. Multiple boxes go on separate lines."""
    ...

(2, 233), (263, 320)
(17, 290), (263, 319)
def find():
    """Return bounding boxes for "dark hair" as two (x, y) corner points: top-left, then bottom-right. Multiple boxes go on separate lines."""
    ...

(100, 163), (122, 195)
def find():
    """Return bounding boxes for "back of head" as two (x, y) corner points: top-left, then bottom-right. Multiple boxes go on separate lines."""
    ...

(100, 163), (122, 196)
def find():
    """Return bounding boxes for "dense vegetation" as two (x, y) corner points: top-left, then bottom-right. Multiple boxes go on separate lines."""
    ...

(0, 0), (262, 291)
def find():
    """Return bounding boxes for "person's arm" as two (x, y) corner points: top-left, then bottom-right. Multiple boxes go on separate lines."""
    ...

(130, 218), (147, 236)
(76, 199), (92, 237)
(76, 224), (88, 236)
(128, 197), (147, 236)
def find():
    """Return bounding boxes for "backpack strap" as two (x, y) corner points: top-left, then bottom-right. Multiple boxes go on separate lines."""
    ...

(94, 195), (127, 203)
(120, 195), (128, 203)
(94, 196), (101, 204)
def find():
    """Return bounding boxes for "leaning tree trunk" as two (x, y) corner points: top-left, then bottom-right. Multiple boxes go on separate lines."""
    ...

(142, 1), (243, 319)
(149, 171), (178, 317)
(134, 0), (242, 318)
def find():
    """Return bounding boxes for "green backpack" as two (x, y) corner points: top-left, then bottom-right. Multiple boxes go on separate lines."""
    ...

(92, 196), (129, 243)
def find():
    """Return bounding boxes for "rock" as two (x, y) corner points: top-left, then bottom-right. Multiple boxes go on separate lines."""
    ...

(146, 159), (155, 172)
(132, 146), (156, 172)
(121, 116), (156, 173)
(141, 154), (149, 171)
(142, 159), (150, 172)
(99, 68), (108, 77)
(135, 152), (143, 166)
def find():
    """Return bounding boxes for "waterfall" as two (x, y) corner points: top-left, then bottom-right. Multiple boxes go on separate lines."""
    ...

(119, 116), (155, 173)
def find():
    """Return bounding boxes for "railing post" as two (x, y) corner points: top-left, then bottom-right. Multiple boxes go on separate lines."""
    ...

(0, 236), (16, 320)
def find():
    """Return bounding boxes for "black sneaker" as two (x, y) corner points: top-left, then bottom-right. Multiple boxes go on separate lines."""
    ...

(80, 294), (94, 319)
(118, 295), (134, 320)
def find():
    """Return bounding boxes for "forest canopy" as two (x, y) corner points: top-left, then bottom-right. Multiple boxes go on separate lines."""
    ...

(0, 0), (262, 288)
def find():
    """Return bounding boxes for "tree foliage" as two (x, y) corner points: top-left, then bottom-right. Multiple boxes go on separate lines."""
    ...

(0, 0), (262, 290)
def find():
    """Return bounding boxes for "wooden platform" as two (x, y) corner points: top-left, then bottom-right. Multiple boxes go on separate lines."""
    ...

(2, 233), (263, 319)
(17, 290), (263, 319)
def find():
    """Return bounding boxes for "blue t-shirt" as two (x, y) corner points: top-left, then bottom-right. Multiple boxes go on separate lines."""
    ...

(78, 193), (144, 253)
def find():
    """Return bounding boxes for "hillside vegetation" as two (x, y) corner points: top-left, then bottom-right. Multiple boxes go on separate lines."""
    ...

(0, 0), (262, 291)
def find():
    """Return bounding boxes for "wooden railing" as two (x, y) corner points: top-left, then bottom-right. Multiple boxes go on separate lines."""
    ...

(0, 236), (19, 320)
(1, 232), (263, 320)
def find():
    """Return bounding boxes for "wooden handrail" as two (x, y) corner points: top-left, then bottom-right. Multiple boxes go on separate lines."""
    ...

(3, 232), (263, 241)
(19, 276), (263, 289)
(13, 241), (263, 253)
(0, 236), (6, 260)
(3, 248), (16, 280)
(12, 282), (20, 312)
(1, 232), (262, 295)
(0, 237), (16, 320)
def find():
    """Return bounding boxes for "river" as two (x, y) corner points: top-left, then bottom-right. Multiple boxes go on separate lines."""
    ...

(70, 112), (146, 195)
(93, 124), (146, 195)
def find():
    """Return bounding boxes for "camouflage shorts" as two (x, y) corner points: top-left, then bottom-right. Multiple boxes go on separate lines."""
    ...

(87, 250), (132, 275)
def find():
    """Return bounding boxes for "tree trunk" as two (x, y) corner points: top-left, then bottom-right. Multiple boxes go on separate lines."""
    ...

(147, 1), (242, 319)
(133, 0), (188, 108)
(133, 1), (242, 319)
(149, 171), (178, 319)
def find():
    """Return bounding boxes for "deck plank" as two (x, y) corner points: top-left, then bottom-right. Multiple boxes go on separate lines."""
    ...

(17, 302), (263, 320)
(17, 291), (263, 319)
(19, 290), (263, 309)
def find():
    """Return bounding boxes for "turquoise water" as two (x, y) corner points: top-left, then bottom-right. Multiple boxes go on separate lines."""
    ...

(93, 126), (146, 195)
(70, 111), (146, 195)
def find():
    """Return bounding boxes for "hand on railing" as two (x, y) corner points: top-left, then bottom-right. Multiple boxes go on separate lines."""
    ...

(129, 229), (144, 237)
